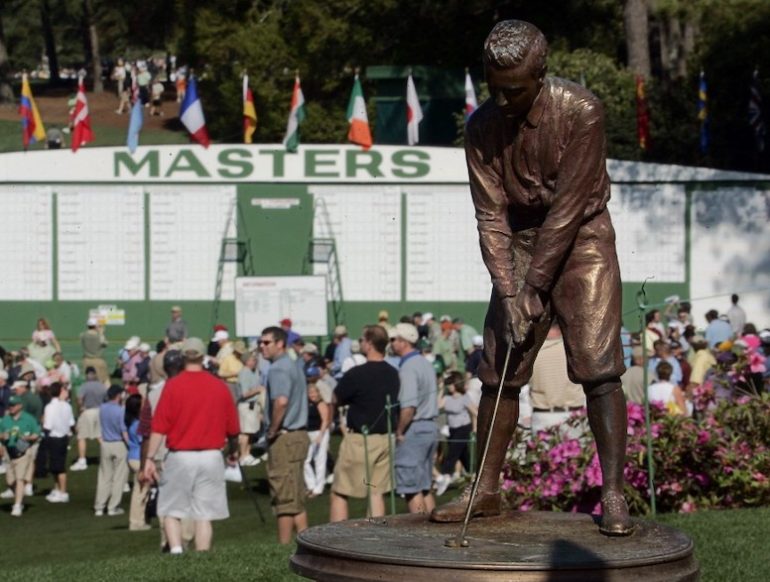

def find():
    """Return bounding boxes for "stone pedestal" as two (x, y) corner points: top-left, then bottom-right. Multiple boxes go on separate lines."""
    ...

(291, 510), (699, 581)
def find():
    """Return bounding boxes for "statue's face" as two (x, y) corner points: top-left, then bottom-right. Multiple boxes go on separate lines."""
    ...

(486, 63), (543, 119)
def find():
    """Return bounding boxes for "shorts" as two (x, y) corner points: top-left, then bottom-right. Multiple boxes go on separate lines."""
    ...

(76, 408), (101, 440)
(394, 420), (438, 495)
(46, 435), (69, 475)
(158, 450), (229, 521)
(4, 447), (36, 485)
(237, 401), (261, 435)
(332, 433), (392, 499)
(479, 209), (625, 392)
(267, 431), (308, 516)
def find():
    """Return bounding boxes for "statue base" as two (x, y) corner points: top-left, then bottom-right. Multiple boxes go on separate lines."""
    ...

(290, 510), (699, 581)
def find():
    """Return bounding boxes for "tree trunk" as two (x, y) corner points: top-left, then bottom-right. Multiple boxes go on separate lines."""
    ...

(40, 0), (60, 84)
(83, 0), (103, 93)
(0, 13), (14, 104)
(624, 0), (651, 79)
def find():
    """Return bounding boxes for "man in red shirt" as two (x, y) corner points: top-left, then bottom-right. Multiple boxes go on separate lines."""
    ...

(144, 337), (239, 554)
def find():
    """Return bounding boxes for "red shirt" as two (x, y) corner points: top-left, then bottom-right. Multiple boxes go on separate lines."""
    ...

(151, 370), (239, 451)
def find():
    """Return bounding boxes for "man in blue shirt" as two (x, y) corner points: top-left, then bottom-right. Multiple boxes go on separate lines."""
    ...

(94, 385), (128, 517)
(647, 340), (683, 386)
(705, 310), (733, 348)
(330, 325), (352, 380)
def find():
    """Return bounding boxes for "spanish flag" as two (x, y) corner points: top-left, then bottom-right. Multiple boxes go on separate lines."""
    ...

(243, 75), (257, 144)
(19, 73), (46, 149)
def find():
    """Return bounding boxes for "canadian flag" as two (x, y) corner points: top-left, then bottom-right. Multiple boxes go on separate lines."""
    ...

(71, 76), (94, 152)
(406, 74), (423, 146)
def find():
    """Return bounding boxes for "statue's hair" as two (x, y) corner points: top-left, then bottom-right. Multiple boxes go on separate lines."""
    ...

(483, 20), (548, 77)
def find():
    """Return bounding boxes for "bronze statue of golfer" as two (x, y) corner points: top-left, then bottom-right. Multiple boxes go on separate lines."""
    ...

(431, 19), (633, 536)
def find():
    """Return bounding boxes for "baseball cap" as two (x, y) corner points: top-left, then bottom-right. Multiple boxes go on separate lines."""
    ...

(213, 324), (228, 332)
(11, 380), (27, 390)
(125, 336), (140, 350)
(8, 395), (22, 406)
(394, 323), (419, 344)
(439, 314), (452, 323)
(139, 342), (151, 353)
(472, 335), (483, 347)
(87, 317), (98, 326)
(19, 362), (36, 378)
(182, 337), (206, 357)
(232, 340), (247, 354)
(334, 325), (348, 337)
(212, 330), (229, 342)
(378, 310), (389, 320)
(760, 329), (770, 344)
(301, 342), (319, 355)
(280, 318), (292, 327)
(422, 312), (434, 322)
(171, 305), (182, 312)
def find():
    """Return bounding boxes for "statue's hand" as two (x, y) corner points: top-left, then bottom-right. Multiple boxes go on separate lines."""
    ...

(502, 284), (545, 346)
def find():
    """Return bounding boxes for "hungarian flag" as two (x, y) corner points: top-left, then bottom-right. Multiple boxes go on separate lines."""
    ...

(346, 74), (372, 149)
(283, 75), (306, 153)
(243, 75), (257, 144)
(636, 75), (650, 151)
(464, 71), (478, 121)
(19, 73), (46, 149)
(406, 74), (423, 146)
(71, 76), (94, 152)
(180, 75), (210, 148)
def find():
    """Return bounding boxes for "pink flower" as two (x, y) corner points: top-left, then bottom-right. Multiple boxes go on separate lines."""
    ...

(680, 501), (696, 513)
(696, 430), (710, 445)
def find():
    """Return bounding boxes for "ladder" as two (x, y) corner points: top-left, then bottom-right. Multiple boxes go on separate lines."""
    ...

(211, 198), (254, 330)
(308, 197), (345, 327)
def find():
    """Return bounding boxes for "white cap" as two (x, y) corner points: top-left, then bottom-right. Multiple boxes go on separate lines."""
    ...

(87, 318), (98, 326)
(422, 312), (434, 322)
(472, 335), (483, 347)
(394, 323), (419, 345)
(125, 336), (141, 350)
(139, 342), (151, 353)
(212, 330), (229, 342)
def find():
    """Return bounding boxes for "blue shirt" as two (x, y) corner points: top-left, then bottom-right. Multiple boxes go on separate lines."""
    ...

(648, 356), (682, 385)
(99, 401), (127, 442)
(705, 319), (733, 348)
(127, 419), (141, 461)
(331, 337), (352, 379)
(266, 353), (308, 431)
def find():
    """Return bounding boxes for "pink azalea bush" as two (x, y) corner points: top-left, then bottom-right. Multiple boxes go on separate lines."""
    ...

(502, 391), (770, 514)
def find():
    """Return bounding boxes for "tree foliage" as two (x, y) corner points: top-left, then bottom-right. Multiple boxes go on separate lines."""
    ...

(0, 0), (768, 170)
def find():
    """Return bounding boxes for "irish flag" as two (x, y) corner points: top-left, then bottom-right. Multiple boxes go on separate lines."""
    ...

(406, 74), (423, 146)
(243, 75), (257, 144)
(283, 75), (305, 153)
(346, 74), (372, 149)
(19, 73), (45, 149)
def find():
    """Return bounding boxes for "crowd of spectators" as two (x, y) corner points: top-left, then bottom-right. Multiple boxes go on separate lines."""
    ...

(1, 296), (767, 549)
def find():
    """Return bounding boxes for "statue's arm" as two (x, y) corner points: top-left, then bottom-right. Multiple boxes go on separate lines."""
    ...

(466, 129), (516, 298)
(524, 99), (607, 293)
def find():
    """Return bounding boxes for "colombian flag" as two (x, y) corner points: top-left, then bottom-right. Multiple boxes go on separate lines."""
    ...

(19, 74), (46, 149)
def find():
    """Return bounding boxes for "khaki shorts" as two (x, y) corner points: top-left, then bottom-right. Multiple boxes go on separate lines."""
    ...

(76, 408), (101, 440)
(5, 447), (36, 485)
(267, 431), (308, 516)
(237, 401), (261, 435)
(158, 450), (229, 521)
(332, 433), (392, 499)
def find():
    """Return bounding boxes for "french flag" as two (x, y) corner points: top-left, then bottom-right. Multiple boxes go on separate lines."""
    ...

(179, 75), (210, 148)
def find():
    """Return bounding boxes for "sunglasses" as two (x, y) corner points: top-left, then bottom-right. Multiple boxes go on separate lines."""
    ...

(259, 340), (273, 346)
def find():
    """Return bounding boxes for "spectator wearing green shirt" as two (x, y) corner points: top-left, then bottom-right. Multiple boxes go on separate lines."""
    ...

(0, 395), (41, 516)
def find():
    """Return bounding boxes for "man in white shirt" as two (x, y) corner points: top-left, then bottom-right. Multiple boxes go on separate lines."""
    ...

(43, 383), (75, 502)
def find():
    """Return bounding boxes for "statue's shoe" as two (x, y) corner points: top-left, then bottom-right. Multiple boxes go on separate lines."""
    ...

(430, 485), (501, 523)
(599, 490), (636, 536)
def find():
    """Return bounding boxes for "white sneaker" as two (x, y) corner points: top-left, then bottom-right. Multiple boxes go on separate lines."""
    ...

(11, 504), (23, 517)
(46, 490), (70, 503)
(123, 483), (131, 493)
(70, 459), (87, 471)
(108, 507), (125, 516)
(0, 489), (14, 499)
(56, 492), (70, 503)
(24, 484), (33, 497)
(325, 473), (334, 485)
(239, 455), (259, 466)
(435, 474), (452, 497)
(94, 509), (104, 517)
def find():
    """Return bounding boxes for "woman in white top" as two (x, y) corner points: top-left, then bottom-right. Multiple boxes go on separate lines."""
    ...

(648, 361), (687, 415)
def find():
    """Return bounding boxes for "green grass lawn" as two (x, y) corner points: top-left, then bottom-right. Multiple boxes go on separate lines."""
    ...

(0, 119), (189, 153)
(1, 440), (767, 581)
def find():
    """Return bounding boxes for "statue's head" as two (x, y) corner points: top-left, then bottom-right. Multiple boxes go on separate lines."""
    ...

(483, 20), (548, 119)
